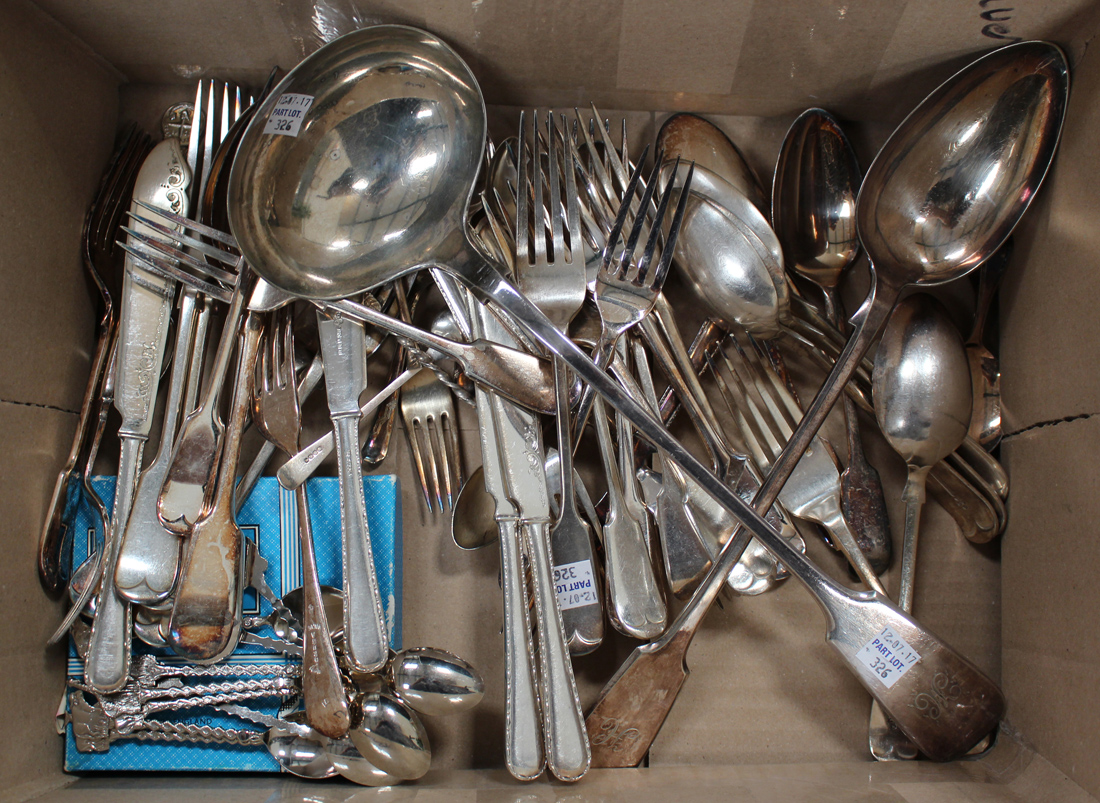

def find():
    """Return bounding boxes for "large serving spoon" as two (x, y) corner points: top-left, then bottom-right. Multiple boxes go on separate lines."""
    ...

(868, 293), (973, 760)
(225, 26), (1040, 764)
(772, 107), (892, 575)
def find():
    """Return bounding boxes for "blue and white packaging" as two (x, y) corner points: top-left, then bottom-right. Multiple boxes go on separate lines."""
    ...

(63, 475), (401, 772)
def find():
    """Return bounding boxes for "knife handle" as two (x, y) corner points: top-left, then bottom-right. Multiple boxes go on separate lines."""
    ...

(333, 414), (389, 672)
(524, 520), (591, 781)
(499, 518), (545, 780)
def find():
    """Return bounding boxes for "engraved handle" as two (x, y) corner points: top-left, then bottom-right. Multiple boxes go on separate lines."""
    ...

(333, 414), (388, 672)
(84, 435), (142, 692)
(295, 484), (351, 737)
(524, 520), (590, 781)
(499, 518), (545, 780)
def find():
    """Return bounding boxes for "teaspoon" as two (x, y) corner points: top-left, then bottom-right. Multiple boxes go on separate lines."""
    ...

(772, 107), (892, 575)
(869, 293), (972, 760)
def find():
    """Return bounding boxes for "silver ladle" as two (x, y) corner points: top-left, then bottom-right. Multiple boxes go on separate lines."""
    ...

(868, 293), (973, 760)
(225, 26), (1045, 764)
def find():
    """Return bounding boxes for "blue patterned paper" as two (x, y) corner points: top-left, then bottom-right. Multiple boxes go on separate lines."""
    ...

(64, 475), (402, 772)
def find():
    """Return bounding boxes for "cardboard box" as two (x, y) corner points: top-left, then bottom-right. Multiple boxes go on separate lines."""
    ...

(2, 0), (1098, 799)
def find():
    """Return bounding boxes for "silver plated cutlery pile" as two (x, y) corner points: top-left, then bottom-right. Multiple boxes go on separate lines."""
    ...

(40, 27), (1070, 785)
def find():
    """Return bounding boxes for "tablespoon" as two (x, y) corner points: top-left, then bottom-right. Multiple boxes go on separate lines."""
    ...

(226, 26), (1017, 762)
(868, 293), (972, 759)
(762, 41), (1068, 508)
(657, 113), (767, 211)
(772, 107), (892, 575)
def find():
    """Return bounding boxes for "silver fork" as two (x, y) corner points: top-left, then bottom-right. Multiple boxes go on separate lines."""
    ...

(710, 334), (886, 596)
(512, 111), (604, 652)
(252, 308), (349, 739)
(571, 152), (693, 442)
(400, 366), (462, 514)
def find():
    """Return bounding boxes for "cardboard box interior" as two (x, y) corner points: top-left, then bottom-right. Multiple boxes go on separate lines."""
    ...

(2, 0), (1099, 800)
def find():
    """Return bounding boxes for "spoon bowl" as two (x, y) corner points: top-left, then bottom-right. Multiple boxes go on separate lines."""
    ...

(858, 42), (1068, 289)
(772, 108), (861, 293)
(266, 712), (337, 779)
(349, 689), (432, 780)
(391, 646), (486, 717)
(874, 294), (973, 470)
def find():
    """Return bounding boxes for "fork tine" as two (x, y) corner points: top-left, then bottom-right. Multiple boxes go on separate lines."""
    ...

(560, 115), (583, 263)
(600, 145), (650, 276)
(636, 156), (679, 287)
(515, 111), (529, 269)
(133, 199), (240, 248)
(442, 409), (462, 510)
(650, 162), (694, 291)
(120, 225), (239, 286)
(408, 421), (435, 512)
(590, 105), (631, 191)
(117, 241), (235, 304)
(615, 153), (662, 279)
(576, 108), (620, 214)
(96, 128), (152, 257)
(124, 215), (241, 278)
(530, 111), (547, 264)
(729, 333), (796, 440)
(546, 112), (565, 265)
(424, 418), (445, 512)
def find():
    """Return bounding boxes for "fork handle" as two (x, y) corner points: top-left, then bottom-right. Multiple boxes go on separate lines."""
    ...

(333, 414), (389, 673)
(38, 321), (116, 596)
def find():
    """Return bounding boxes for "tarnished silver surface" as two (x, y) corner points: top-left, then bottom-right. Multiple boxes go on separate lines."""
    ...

(657, 113), (768, 211)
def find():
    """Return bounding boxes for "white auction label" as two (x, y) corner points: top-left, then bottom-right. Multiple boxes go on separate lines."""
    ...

(855, 626), (922, 688)
(263, 93), (315, 137)
(553, 559), (598, 611)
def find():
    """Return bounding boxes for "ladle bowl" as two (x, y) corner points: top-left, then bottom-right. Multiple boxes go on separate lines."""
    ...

(229, 25), (485, 300)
